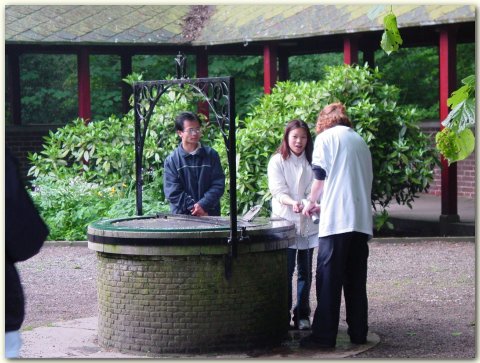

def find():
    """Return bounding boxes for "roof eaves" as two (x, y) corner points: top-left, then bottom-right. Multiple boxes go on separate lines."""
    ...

(192, 15), (475, 47)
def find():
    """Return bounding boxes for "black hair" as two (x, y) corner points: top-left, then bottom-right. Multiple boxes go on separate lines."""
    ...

(174, 111), (201, 132)
(276, 119), (313, 164)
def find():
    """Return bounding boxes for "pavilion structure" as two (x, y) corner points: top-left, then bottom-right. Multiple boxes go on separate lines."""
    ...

(5, 4), (476, 222)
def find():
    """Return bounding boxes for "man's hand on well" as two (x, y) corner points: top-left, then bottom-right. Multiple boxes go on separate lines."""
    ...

(191, 203), (208, 216)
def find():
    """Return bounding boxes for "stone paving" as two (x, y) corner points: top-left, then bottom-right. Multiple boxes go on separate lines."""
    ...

(20, 317), (380, 358)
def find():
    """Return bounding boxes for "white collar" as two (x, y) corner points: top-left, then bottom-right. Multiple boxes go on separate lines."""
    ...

(291, 151), (305, 161)
(190, 143), (202, 155)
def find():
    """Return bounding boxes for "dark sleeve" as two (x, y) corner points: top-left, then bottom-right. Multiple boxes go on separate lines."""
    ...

(312, 165), (327, 180)
(163, 154), (196, 214)
(5, 148), (48, 263)
(197, 150), (225, 210)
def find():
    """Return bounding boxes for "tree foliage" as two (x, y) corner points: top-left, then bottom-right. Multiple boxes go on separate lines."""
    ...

(208, 55), (264, 118)
(213, 65), (439, 224)
(18, 54), (77, 125)
(435, 75), (476, 164)
(90, 55), (123, 120)
(288, 53), (343, 81)
(379, 9), (475, 165)
(7, 44), (475, 126)
(375, 47), (439, 119)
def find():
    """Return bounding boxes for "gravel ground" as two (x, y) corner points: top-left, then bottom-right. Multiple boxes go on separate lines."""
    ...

(16, 239), (475, 359)
(18, 244), (98, 330)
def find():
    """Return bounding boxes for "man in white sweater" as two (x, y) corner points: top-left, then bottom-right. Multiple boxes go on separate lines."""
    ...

(301, 102), (373, 349)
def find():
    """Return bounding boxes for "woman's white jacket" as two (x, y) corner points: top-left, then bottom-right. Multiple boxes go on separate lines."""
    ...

(267, 152), (318, 249)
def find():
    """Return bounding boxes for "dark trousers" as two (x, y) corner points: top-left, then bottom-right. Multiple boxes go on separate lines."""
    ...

(287, 247), (314, 324)
(311, 232), (369, 346)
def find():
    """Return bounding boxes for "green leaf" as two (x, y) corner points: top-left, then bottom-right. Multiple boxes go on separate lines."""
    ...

(454, 128), (475, 163)
(436, 127), (475, 165)
(447, 84), (470, 108)
(442, 98), (476, 131)
(380, 13), (403, 55)
(461, 74), (475, 88)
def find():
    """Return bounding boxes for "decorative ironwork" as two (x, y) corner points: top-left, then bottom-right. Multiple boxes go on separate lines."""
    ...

(175, 51), (187, 79)
(133, 53), (238, 262)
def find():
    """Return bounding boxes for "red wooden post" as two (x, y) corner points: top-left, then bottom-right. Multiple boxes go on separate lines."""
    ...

(263, 43), (278, 94)
(7, 51), (21, 125)
(196, 48), (209, 120)
(121, 53), (132, 114)
(343, 37), (358, 65)
(77, 48), (91, 123)
(439, 26), (459, 221)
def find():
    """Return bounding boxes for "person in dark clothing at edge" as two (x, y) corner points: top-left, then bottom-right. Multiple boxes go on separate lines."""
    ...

(5, 148), (49, 358)
(164, 111), (225, 216)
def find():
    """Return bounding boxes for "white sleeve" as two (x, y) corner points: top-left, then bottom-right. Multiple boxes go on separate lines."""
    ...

(267, 155), (291, 204)
(312, 133), (329, 173)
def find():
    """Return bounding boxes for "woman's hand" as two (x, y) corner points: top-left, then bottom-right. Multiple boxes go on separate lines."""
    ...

(292, 201), (303, 213)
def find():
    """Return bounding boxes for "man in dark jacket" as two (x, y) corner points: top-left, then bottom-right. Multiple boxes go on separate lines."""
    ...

(164, 111), (225, 216)
(5, 148), (48, 358)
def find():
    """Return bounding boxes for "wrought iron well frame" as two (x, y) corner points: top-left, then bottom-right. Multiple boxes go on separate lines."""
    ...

(133, 53), (238, 259)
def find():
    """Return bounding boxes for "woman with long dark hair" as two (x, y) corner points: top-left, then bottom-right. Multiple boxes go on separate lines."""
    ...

(267, 119), (320, 330)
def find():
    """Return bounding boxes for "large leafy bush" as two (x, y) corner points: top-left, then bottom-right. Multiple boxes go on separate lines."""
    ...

(28, 85), (211, 240)
(28, 83), (219, 185)
(215, 64), (439, 224)
(29, 64), (439, 239)
(29, 175), (168, 240)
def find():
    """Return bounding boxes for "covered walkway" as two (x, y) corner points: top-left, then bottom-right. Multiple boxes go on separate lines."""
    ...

(5, 4), (476, 221)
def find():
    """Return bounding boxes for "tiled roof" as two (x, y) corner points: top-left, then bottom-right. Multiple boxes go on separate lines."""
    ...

(5, 5), (189, 44)
(5, 4), (475, 46)
(193, 4), (475, 45)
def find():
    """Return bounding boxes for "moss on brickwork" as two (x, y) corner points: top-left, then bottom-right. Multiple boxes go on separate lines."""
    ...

(96, 250), (288, 354)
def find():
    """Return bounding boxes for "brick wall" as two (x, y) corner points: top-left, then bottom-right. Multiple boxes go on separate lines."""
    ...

(428, 152), (476, 198)
(96, 250), (288, 354)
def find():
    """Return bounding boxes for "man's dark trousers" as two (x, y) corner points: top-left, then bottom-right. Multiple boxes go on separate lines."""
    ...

(310, 232), (369, 346)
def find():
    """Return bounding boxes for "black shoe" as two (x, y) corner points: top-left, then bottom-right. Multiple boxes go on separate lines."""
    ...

(347, 328), (367, 344)
(299, 335), (335, 349)
(350, 338), (367, 345)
